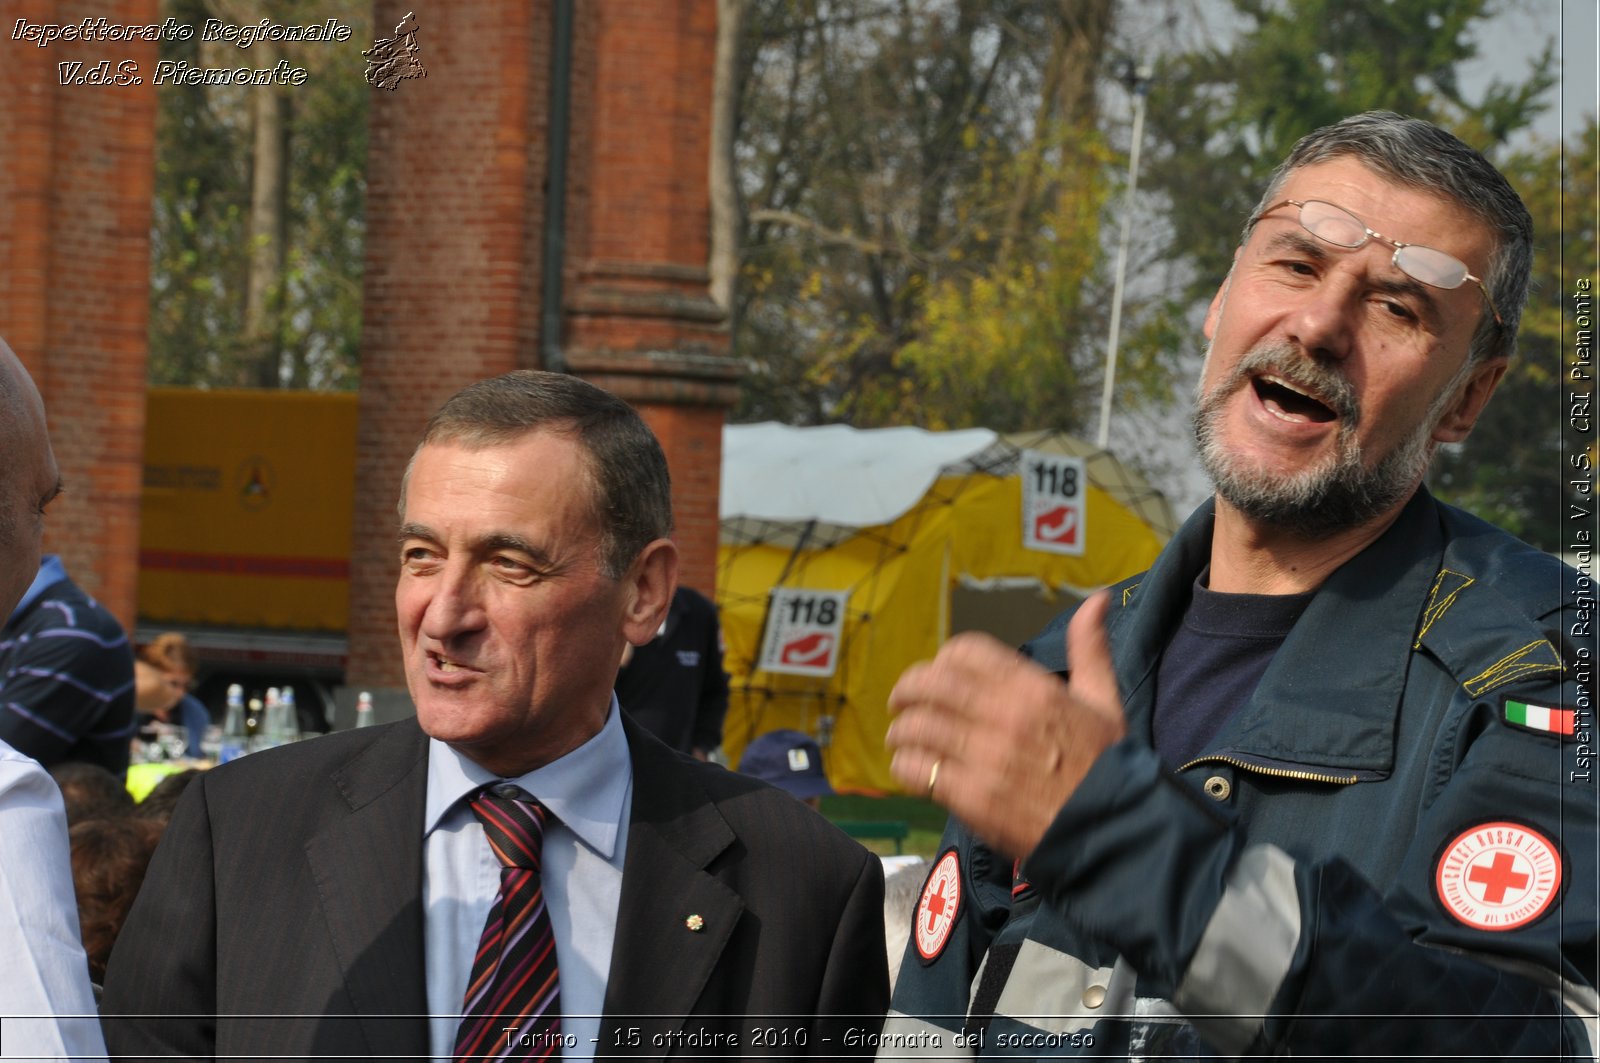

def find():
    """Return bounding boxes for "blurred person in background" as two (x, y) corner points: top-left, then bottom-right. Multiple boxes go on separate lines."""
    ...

(50, 760), (134, 827)
(134, 632), (210, 758)
(614, 585), (729, 759)
(738, 728), (835, 809)
(68, 816), (164, 991)
(1, 553), (137, 777)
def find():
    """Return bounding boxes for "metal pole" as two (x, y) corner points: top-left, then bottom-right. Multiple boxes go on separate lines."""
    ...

(1095, 73), (1149, 450)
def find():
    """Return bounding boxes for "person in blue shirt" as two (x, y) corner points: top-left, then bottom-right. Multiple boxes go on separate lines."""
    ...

(0, 552), (137, 777)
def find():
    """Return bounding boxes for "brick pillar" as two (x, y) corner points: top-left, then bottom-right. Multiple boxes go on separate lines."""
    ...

(347, 0), (552, 691)
(0, 0), (158, 630)
(347, 0), (737, 704)
(562, 0), (737, 597)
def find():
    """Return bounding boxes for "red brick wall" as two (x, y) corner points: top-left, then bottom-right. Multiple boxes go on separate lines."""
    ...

(638, 404), (725, 596)
(561, 0), (734, 598)
(0, 0), (158, 629)
(347, 0), (554, 688)
(0, 0), (733, 688)
(341, 0), (738, 691)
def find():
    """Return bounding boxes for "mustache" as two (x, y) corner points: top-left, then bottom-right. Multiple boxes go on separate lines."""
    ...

(1206, 343), (1360, 424)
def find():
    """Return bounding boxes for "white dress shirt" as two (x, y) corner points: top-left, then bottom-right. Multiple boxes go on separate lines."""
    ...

(0, 739), (109, 1062)
(423, 699), (632, 1061)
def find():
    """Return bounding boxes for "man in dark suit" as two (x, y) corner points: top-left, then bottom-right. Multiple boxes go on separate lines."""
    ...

(614, 585), (729, 759)
(102, 371), (888, 1059)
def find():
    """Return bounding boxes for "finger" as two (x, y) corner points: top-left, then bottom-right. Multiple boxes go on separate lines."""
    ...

(887, 632), (1026, 715)
(1065, 590), (1120, 711)
(884, 700), (972, 762)
(886, 659), (938, 714)
(888, 746), (946, 799)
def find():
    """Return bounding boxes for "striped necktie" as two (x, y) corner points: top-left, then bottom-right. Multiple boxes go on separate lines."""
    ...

(453, 785), (561, 1061)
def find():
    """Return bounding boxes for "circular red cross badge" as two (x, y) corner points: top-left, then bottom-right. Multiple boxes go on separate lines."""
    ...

(915, 850), (963, 962)
(1435, 821), (1562, 932)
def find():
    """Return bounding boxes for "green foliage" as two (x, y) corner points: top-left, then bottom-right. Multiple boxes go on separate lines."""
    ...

(732, 0), (1182, 433)
(148, 0), (368, 389)
(894, 135), (1114, 430)
(1142, 0), (1555, 305)
(1432, 118), (1596, 550)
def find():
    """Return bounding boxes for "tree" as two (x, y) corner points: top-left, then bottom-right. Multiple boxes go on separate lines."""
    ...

(1140, 0), (1556, 306)
(148, 0), (368, 390)
(1431, 118), (1597, 550)
(727, 0), (1185, 434)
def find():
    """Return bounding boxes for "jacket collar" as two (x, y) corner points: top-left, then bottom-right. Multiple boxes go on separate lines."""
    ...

(1113, 489), (1448, 776)
(599, 718), (744, 1043)
(304, 720), (433, 1055)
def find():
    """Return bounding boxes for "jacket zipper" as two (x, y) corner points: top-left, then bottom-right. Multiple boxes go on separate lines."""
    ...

(1176, 753), (1361, 786)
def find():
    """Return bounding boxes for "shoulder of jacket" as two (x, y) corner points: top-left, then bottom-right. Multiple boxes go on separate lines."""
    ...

(1434, 502), (1578, 617)
(1019, 570), (1147, 673)
(1416, 504), (1580, 698)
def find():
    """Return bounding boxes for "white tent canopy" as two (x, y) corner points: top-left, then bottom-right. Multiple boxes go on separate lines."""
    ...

(720, 422), (999, 526)
(721, 422), (1177, 548)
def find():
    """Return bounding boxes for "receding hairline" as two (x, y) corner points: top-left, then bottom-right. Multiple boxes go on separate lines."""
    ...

(398, 421), (608, 522)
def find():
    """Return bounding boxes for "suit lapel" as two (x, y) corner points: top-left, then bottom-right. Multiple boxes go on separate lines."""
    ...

(303, 720), (432, 1056)
(600, 722), (744, 1051)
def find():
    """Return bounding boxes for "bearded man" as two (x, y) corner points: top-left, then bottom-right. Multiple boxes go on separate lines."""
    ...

(880, 111), (1596, 1058)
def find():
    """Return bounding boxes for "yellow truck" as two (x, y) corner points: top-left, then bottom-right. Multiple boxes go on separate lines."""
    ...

(138, 388), (360, 729)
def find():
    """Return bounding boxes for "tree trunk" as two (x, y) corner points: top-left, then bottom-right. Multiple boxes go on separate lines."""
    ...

(244, 41), (290, 387)
(708, 0), (746, 315)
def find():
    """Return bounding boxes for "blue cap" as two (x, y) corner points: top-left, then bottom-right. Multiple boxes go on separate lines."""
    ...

(739, 729), (834, 800)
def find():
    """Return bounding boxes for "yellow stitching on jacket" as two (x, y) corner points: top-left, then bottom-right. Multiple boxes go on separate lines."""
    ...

(1463, 640), (1564, 697)
(1413, 568), (1475, 650)
(1122, 584), (1140, 608)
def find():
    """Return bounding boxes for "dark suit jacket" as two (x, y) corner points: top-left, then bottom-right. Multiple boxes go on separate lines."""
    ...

(101, 717), (888, 1059)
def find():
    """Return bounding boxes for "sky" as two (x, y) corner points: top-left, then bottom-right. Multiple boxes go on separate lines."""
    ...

(1463, 0), (1597, 143)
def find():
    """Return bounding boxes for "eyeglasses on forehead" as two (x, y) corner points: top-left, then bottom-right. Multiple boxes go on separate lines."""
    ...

(1251, 198), (1502, 326)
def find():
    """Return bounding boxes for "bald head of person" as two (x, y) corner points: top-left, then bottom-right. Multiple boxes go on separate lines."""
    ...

(0, 339), (61, 618)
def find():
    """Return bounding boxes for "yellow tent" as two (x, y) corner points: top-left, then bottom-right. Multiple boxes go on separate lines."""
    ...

(717, 424), (1176, 794)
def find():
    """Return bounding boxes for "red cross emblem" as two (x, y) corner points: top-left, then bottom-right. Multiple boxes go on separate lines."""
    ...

(915, 851), (962, 961)
(1435, 821), (1561, 932)
(1467, 852), (1530, 904)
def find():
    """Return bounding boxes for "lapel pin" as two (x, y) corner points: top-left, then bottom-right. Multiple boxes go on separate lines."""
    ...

(685, 914), (705, 932)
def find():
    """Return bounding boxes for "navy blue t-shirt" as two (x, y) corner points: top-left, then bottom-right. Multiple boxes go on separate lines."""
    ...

(1151, 572), (1314, 769)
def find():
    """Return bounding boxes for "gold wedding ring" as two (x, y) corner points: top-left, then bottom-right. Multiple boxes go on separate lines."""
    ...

(927, 758), (941, 797)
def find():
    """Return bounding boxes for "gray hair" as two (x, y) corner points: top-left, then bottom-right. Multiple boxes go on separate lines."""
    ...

(1243, 111), (1532, 364)
(401, 371), (673, 579)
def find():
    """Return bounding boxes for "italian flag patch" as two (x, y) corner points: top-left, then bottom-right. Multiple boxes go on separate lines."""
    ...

(1504, 699), (1575, 735)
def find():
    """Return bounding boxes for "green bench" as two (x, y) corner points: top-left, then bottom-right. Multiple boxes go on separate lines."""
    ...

(834, 819), (910, 854)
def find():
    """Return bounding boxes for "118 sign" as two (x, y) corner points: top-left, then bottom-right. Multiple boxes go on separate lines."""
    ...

(1021, 450), (1086, 556)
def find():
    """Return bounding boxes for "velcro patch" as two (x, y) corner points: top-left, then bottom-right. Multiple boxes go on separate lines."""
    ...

(1435, 821), (1562, 932)
(915, 849), (962, 963)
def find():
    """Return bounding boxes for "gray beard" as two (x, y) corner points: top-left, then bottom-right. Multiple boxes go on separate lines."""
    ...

(1192, 342), (1459, 538)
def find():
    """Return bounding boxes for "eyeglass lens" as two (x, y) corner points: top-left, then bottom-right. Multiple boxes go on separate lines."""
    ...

(1297, 200), (1470, 290)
